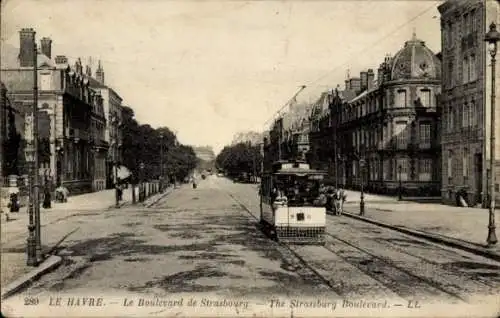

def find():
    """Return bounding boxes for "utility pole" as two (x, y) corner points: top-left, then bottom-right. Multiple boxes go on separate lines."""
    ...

(485, 22), (500, 246)
(33, 43), (42, 262)
(160, 134), (164, 192)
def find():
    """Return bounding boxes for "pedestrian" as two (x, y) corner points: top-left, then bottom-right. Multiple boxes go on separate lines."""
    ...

(117, 182), (123, 201)
(42, 186), (51, 209)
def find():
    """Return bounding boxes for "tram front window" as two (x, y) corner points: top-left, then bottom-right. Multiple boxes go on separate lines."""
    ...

(273, 175), (322, 206)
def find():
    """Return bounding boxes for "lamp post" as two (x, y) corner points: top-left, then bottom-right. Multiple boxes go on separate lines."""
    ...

(139, 161), (145, 202)
(25, 146), (37, 266)
(114, 160), (119, 208)
(32, 44), (42, 262)
(398, 165), (403, 201)
(160, 134), (164, 192)
(359, 156), (365, 216)
(485, 22), (500, 247)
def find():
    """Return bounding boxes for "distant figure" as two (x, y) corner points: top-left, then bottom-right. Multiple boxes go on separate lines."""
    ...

(55, 185), (69, 203)
(334, 187), (347, 215)
(42, 186), (51, 209)
(117, 182), (123, 201)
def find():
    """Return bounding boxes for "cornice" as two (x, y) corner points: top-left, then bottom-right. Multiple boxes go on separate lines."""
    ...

(382, 79), (441, 87)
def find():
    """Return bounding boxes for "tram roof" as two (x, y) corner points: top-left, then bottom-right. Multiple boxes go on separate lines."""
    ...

(274, 168), (327, 175)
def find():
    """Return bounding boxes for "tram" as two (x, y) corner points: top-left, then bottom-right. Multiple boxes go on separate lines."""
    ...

(259, 160), (327, 245)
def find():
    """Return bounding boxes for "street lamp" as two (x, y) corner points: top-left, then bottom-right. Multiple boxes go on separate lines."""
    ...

(359, 156), (365, 216)
(139, 161), (145, 202)
(485, 22), (500, 247)
(160, 134), (164, 193)
(25, 146), (37, 266)
(398, 165), (403, 201)
(114, 160), (119, 208)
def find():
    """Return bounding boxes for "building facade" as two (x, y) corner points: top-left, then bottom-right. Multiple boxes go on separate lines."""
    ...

(438, 0), (500, 206)
(1, 28), (108, 194)
(87, 62), (123, 189)
(332, 34), (442, 196)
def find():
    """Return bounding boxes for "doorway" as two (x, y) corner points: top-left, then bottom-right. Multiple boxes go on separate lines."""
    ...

(474, 153), (482, 205)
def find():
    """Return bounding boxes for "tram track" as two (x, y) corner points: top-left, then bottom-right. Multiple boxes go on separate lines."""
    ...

(327, 216), (500, 290)
(224, 187), (499, 303)
(226, 192), (340, 294)
(322, 230), (467, 303)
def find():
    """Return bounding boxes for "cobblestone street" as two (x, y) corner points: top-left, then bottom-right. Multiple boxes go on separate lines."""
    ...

(2, 177), (499, 317)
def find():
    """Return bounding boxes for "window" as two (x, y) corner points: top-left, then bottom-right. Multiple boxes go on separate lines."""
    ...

(469, 55), (476, 81)
(447, 23), (453, 48)
(463, 57), (469, 84)
(395, 122), (408, 149)
(463, 148), (468, 177)
(419, 159), (432, 181)
(462, 103), (469, 127)
(448, 61), (454, 87)
(352, 131), (356, 147)
(419, 89), (431, 107)
(471, 10), (477, 32)
(383, 159), (390, 180)
(471, 100), (477, 127)
(419, 123), (431, 148)
(397, 158), (408, 181)
(420, 159), (432, 174)
(448, 106), (453, 132)
(397, 90), (407, 108)
(447, 150), (453, 178)
(463, 13), (469, 35)
(468, 101), (474, 127)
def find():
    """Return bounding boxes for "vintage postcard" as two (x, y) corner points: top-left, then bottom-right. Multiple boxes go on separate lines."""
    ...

(1, 0), (500, 317)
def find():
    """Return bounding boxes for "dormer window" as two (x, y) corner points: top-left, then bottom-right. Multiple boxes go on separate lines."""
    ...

(418, 89), (431, 107)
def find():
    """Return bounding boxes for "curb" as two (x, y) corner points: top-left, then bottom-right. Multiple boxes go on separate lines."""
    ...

(145, 188), (174, 208)
(1, 255), (63, 300)
(342, 212), (500, 262)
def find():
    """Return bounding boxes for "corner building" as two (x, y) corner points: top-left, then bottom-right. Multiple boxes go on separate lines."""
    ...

(337, 34), (442, 196)
(438, 0), (500, 206)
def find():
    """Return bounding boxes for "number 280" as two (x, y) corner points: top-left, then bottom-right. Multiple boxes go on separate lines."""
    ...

(24, 297), (39, 306)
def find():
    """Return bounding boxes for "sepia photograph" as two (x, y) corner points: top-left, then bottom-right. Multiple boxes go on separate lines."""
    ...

(1, 0), (500, 317)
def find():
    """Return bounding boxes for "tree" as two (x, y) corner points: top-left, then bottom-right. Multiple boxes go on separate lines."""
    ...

(215, 142), (262, 177)
(4, 105), (21, 175)
(120, 108), (197, 183)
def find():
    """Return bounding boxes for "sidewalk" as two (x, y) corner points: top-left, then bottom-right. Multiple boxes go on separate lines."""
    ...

(1, 185), (172, 297)
(1, 188), (131, 292)
(1, 188), (133, 246)
(341, 189), (500, 258)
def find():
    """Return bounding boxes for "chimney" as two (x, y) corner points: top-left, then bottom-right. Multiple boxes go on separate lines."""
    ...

(85, 65), (92, 76)
(360, 71), (368, 91)
(55, 55), (68, 64)
(367, 69), (375, 90)
(350, 78), (361, 93)
(345, 79), (350, 91)
(95, 60), (104, 84)
(40, 37), (52, 59)
(19, 28), (36, 67)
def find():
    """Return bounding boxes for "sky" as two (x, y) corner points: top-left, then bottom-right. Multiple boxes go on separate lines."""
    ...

(1, 0), (442, 154)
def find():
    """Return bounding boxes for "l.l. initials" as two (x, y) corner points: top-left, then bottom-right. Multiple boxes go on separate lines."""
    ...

(407, 300), (421, 308)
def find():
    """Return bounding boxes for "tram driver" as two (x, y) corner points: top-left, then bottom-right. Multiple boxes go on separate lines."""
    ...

(272, 182), (287, 205)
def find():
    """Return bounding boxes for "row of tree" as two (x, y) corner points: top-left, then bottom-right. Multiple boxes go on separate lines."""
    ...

(215, 142), (262, 178)
(121, 106), (198, 183)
